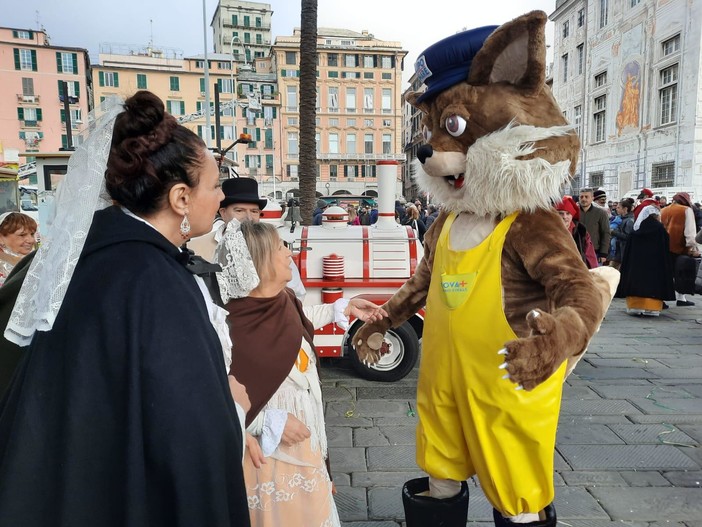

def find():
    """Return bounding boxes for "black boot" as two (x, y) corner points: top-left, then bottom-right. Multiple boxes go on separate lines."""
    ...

(493, 503), (556, 526)
(402, 477), (469, 527)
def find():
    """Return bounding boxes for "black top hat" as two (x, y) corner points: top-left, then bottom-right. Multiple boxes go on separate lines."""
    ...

(220, 178), (268, 210)
(414, 25), (498, 104)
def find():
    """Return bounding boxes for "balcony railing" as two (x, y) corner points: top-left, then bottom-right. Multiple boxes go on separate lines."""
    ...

(317, 153), (404, 162)
(16, 94), (40, 103)
(20, 120), (41, 128)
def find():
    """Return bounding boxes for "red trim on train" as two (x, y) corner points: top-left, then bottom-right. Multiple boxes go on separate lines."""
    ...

(362, 226), (370, 280)
(406, 226), (418, 274)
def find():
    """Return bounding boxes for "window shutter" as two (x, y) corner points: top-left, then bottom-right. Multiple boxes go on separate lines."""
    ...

(60, 109), (66, 122)
(28, 30), (33, 39)
(272, 107), (277, 118)
(74, 81), (80, 96)
(36, 108), (42, 121)
(197, 125), (203, 137)
(14, 49), (20, 70)
(72, 53), (78, 74)
(200, 78), (205, 92)
(256, 128), (261, 141)
(17, 108), (24, 120)
(13, 30), (18, 38)
(197, 101), (202, 111)
(99, 71), (105, 87)
(56, 52), (63, 73)
(62, 135), (68, 149)
(113, 72), (119, 87)
(217, 78), (222, 90)
(31, 50), (37, 71)
(58, 79), (64, 96)
(19, 132), (26, 140)
(180, 101), (185, 114)
(281, 69), (286, 77)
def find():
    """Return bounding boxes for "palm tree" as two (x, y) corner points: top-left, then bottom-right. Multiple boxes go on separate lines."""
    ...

(298, 0), (318, 224)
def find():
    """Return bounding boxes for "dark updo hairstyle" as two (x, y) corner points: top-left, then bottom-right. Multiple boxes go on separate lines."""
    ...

(619, 197), (635, 213)
(105, 91), (206, 215)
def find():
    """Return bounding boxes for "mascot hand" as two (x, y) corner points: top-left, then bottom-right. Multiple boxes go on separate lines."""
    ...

(499, 309), (569, 391)
(353, 317), (393, 365)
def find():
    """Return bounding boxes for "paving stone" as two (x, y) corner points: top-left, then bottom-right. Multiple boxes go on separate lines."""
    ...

(608, 424), (697, 445)
(560, 399), (643, 415)
(562, 385), (603, 399)
(629, 414), (702, 424)
(656, 356), (702, 368)
(571, 363), (661, 380)
(678, 384), (702, 397)
(379, 426), (417, 446)
(327, 400), (412, 418)
(334, 473), (351, 486)
(553, 485), (611, 519)
(323, 385), (358, 401)
(556, 423), (625, 444)
(662, 470), (702, 487)
(559, 414), (634, 425)
(352, 471), (425, 488)
(559, 470), (628, 486)
(357, 386), (418, 400)
(558, 445), (699, 470)
(679, 444), (702, 468)
(373, 416), (419, 427)
(652, 367), (702, 379)
(592, 384), (690, 400)
(367, 445), (417, 471)
(354, 427), (391, 447)
(630, 398), (702, 415)
(330, 447), (368, 472)
(328, 426), (354, 447)
(619, 470), (672, 487)
(335, 485), (368, 522)
(586, 358), (667, 368)
(326, 415), (373, 427)
(367, 486), (403, 520)
(588, 487), (702, 521)
(677, 425), (702, 443)
(554, 449), (571, 471)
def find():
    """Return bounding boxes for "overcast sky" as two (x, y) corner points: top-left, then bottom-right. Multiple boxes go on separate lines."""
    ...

(5, 0), (557, 88)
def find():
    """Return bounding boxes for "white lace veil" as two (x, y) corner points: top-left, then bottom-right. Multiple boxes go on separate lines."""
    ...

(633, 204), (660, 231)
(214, 219), (260, 303)
(4, 97), (124, 346)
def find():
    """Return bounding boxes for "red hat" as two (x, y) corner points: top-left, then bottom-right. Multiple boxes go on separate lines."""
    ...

(555, 196), (579, 221)
(673, 192), (692, 207)
(641, 188), (654, 198)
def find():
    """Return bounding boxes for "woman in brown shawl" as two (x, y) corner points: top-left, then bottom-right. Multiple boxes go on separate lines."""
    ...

(216, 220), (385, 527)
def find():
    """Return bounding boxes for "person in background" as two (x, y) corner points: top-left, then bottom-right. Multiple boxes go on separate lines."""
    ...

(617, 205), (675, 316)
(369, 203), (379, 224)
(403, 204), (427, 244)
(347, 204), (360, 225)
(313, 199), (329, 226)
(0, 91), (251, 526)
(593, 189), (608, 209)
(578, 187), (611, 264)
(658, 196), (668, 208)
(555, 196), (598, 269)
(0, 212), (37, 287)
(660, 192), (700, 306)
(216, 220), (386, 527)
(424, 204), (439, 228)
(358, 206), (371, 225)
(609, 198), (635, 270)
(633, 187), (658, 220)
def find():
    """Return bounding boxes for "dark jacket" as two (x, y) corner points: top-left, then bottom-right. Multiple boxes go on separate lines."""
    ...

(0, 206), (250, 527)
(571, 222), (598, 269)
(610, 212), (634, 262)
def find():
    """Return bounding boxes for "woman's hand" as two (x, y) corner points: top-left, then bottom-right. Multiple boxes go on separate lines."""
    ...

(245, 433), (266, 468)
(228, 375), (251, 414)
(280, 413), (311, 446)
(345, 298), (388, 323)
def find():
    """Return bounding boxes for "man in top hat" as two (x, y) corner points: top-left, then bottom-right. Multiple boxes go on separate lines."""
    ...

(189, 178), (306, 300)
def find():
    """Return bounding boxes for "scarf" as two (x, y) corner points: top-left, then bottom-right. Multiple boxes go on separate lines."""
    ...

(227, 288), (316, 427)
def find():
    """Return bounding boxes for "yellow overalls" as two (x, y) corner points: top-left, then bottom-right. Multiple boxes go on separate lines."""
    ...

(417, 212), (566, 517)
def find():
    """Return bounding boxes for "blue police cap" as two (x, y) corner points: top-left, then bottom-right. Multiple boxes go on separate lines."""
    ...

(414, 25), (498, 103)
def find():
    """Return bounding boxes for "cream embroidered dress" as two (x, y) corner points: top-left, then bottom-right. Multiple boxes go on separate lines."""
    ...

(244, 302), (343, 527)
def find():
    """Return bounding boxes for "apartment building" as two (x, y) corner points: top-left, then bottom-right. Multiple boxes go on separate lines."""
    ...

(0, 27), (90, 166)
(273, 27), (407, 199)
(550, 0), (702, 198)
(92, 45), (280, 179)
(211, 0), (273, 70)
(402, 71), (425, 200)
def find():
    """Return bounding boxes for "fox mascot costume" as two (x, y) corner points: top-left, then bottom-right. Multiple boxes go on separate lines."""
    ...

(353, 11), (617, 527)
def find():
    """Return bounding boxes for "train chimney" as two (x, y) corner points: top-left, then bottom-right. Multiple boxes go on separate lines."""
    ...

(375, 160), (400, 230)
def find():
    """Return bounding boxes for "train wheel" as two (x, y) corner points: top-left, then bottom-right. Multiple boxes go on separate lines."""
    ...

(346, 321), (419, 382)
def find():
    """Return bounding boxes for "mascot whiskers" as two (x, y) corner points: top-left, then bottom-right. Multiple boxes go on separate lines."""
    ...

(353, 11), (618, 527)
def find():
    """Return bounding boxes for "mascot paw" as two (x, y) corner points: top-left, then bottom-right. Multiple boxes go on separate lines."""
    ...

(353, 318), (392, 365)
(499, 309), (566, 391)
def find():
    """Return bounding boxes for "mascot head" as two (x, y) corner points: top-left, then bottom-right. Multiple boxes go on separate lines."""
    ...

(407, 11), (580, 216)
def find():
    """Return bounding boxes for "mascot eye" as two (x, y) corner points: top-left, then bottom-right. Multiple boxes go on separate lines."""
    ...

(445, 115), (467, 137)
(422, 125), (432, 142)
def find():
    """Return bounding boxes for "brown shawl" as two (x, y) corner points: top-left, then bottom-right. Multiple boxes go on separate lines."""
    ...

(227, 288), (315, 426)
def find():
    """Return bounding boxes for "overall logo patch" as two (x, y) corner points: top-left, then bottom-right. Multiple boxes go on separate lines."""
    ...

(415, 55), (432, 84)
(440, 272), (477, 309)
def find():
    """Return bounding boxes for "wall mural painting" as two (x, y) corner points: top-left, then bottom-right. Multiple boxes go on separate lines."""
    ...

(616, 61), (641, 136)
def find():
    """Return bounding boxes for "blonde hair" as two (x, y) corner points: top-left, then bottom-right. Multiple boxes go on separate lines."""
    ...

(405, 204), (419, 221)
(239, 221), (280, 283)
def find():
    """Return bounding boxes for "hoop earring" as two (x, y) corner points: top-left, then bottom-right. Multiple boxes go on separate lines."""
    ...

(180, 213), (191, 239)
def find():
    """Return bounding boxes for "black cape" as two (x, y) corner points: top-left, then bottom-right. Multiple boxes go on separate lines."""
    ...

(617, 216), (675, 300)
(0, 206), (250, 527)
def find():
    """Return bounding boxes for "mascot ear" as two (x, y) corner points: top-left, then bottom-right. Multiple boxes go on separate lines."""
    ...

(468, 10), (547, 96)
(405, 90), (429, 113)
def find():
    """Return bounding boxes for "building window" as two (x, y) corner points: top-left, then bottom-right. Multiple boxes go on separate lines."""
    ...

(169, 76), (180, 91)
(577, 44), (584, 75)
(659, 64), (678, 126)
(363, 88), (374, 113)
(99, 71), (119, 87)
(330, 165), (338, 180)
(630, 0), (641, 6)
(328, 87), (339, 112)
(345, 87), (356, 112)
(346, 118), (356, 127)
(286, 86), (298, 111)
(219, 61), (232, 70)
(21, 77), (34, 96)
(343, 71), (360, 79)
(329, 133), (339, 154)
(218, 78), (234, 93)
(329, 118), (339, 127)
(589, 171), (604, 187)
(381, 72), (392, 80)
(365, 118), (374, 127)
(243, 15), (250, 27)
(662, 34), (680, 56)
(136, 73), (147, 89)
(288, 132), (299, 155)
(561, 53), (569, 82)
(594, 71), (607, 87)
(256, 34), (262, 45)
(382, 134), (392, 154)
(593, 95), (606, 143)
(287, 164), (299, 180)
(285, 51), (296, 65)
(599, 0), (608, 28)
(381, 89), (392, 113)
(15, 48), (37, 71)
(574, 105), (582, 135)
(577, 8), (585, 27)
(287, 117), (298, 126)
(56, 52), (78, 74)
(382, 119), (391, 126)
(381, 56), (394, 69)
(13, 30), (32, 39)
(346, 133), (357, 154)
(562, 21), (570, 39)
(651, 162), (674, 187)
(327, 53), (338, 67)
(346, 165), (357, 179)
(166, 100), (185, 116)
(364, 133), (374, 154)
(19, 107), (40, 125)
(363, 55), (375, 68)
(344, 54), (358, 67)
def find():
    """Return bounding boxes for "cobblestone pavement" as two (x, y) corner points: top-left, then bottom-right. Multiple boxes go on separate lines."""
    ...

(322, 298), (702, 527)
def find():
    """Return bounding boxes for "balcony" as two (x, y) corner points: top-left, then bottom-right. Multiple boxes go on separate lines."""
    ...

(20, 120), (41, 129)
(59, 94), (80, 104)
(317, 152), (404, 162)
(16, 94), (40, 103)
